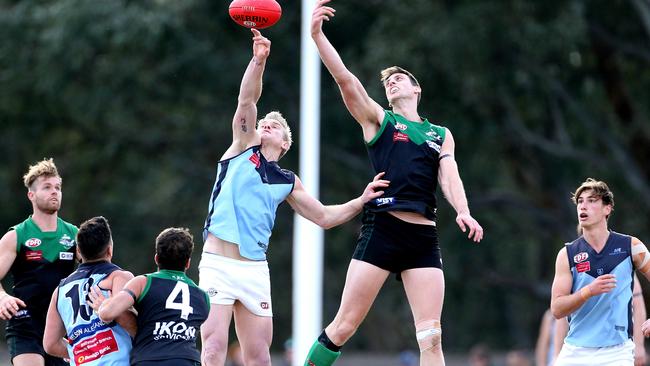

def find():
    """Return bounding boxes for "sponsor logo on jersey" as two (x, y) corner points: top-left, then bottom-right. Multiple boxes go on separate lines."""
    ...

(25, 250), (43, 261)
(13, 309), (30, 319)
(426, 140), (441, 153)
(261, 302), (270, 310)
(394, 122), (407, 131)
(392, 131), (410, 142)
(609, 247), (627, 256)
(375, 197), (395, 206)
(60, 252), (74, 261)
(68, 318), (111, 343)
(59, 234), (75, 249)
(72, 329), (119, 365)
(249, 152), (261, 168)
(576, 261), (590, 273)
(25, 238), (41, 248)
(573, 252), (589, 263)
(153, 321), (197, 341)
(207, 288), (218, 297)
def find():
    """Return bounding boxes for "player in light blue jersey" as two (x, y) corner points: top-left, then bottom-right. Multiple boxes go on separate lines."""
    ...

(43, 216), (135, 366)
(198, 29), (390, 366)
(551, 178), (650, 366)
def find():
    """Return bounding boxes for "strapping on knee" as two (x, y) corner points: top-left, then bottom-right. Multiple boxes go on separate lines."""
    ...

(415, 319), (442, 353)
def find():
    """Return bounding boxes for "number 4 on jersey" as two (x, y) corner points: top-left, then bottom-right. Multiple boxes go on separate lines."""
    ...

(165, 282), (194, 320)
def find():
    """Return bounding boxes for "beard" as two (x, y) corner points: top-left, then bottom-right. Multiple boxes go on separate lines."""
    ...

(35, 197), (60, 215)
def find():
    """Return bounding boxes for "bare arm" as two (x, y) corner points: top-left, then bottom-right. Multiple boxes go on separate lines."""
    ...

(223, 29), (270, 159)
(311, 0), (384, 139)
(0, 231), (26, 320)
(43, 290), (69, 359)
(437, 129), (483, 242)
(553, 316), (569, 361)
(550, 247), (616, 318)
(109, 270), (137, 337)
(90, 276), (146, 323)
(633, 274), (647, 366)
(534, 310), (552, 366)
(286, 173), (389, 229)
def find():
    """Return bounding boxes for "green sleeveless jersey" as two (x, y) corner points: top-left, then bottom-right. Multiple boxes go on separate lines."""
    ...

(131, 270), (210, 364)
(9, 216), (77, 319)
(364, 111), (446, 221)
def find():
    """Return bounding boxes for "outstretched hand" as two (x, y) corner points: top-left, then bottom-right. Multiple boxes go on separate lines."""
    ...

(86, 286), (108, 313)
(360, 172), (390, 204)
(456, 212), (483, 243)
(311, 0), (336, 36)
(251, 28), (271, 62)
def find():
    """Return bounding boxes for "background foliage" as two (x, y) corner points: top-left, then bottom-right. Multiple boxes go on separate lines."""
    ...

(1, 0), (649, 354)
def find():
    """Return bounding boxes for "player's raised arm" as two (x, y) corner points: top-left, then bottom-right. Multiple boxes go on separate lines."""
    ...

(286, 173), (389, 229)
(311, 0), (384, 136)
(228, 29), (270, 155)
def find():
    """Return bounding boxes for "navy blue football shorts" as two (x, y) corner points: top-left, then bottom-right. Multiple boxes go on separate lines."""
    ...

(353, 209), (442, 281)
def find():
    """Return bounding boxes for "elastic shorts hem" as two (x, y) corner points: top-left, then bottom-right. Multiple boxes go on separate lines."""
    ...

(353, 210), (442, 279)
(198, 251), (273, 317)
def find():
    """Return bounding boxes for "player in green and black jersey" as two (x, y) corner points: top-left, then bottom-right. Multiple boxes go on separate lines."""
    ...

(0, 158), (77, 366)
(304, 2), (484, 365)
(88, 227), (209, 366)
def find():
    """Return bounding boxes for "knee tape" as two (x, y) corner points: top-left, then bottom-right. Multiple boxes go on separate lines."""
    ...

(415, 321), (442, 353)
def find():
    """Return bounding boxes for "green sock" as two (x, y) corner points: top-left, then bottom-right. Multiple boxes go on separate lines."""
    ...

(304, 340), (341, 366)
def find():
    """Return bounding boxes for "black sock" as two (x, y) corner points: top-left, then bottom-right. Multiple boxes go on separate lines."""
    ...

(318, 330), (342, 352)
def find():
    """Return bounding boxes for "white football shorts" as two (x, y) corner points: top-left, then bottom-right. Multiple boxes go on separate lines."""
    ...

(555, 339), (634, 366)
(198, 251), (273, 317)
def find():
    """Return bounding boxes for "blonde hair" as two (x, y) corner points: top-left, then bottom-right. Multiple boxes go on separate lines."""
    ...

(23, 158), (60, 190)
(259, 111), (293, 158)
(380, 66), (421, 104)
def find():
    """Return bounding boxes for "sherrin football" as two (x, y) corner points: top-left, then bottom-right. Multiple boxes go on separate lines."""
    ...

(229, 0), (282, 29)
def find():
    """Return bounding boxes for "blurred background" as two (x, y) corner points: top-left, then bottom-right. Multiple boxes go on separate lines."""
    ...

(1, 0), (649, 364)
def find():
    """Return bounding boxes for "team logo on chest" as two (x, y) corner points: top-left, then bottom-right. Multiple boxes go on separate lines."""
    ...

(25, 238), (41, 248)
(59, 234), (75, 249)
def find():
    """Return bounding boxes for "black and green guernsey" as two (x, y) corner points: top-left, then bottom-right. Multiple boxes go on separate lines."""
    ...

(131, 270), (210, 365)
(364, 111), (447, 221)
(6, 216), (77, 336)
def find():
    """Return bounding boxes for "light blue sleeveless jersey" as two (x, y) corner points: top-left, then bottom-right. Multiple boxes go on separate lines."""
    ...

(57, 261), (132, 366)
(565, 231), (634, 347)
(203, 145), (295, 260)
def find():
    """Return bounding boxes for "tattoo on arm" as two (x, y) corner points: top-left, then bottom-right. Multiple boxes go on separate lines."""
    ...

(241, 118), (247, 132)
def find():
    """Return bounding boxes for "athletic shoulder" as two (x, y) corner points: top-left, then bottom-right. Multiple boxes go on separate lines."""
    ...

(58, 217), (79, 234)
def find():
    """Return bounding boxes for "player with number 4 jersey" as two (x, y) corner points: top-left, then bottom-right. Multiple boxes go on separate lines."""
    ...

(89, 227), (209, 366)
